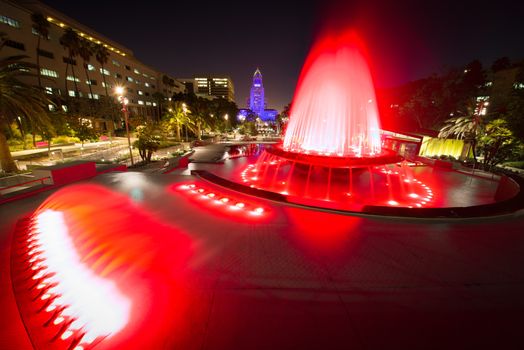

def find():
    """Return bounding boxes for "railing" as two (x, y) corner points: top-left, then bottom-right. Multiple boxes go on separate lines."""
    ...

(0, 176), (51, 196)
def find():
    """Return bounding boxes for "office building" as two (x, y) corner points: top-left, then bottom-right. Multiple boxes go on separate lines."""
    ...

(0, 0), (184, 131)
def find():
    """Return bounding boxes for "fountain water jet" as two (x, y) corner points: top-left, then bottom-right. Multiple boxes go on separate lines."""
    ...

(283, 31), (381, 157)
(232, 31), (435, 210)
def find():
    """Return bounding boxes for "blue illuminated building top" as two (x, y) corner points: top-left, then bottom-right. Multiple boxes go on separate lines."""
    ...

(250, 68), (265, 116)
(238, 68), (278, 122)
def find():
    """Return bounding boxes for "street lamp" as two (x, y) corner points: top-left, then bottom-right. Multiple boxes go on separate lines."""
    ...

(182, 103), (189, 142)
(224, 114), (229, 132)
(115, 86), (134, 165)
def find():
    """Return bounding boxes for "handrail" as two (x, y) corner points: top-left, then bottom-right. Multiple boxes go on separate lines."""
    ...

(0, 177), (51, 192)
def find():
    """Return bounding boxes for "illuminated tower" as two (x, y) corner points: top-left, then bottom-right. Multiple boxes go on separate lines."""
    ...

(249, 68), (265, 116)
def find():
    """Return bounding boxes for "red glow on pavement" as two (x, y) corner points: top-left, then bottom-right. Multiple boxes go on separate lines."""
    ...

(286, 208), (361, 254)
(283, 31), (381, 157)
(10, 184), (194, 350)
(174, 182), (270, 221)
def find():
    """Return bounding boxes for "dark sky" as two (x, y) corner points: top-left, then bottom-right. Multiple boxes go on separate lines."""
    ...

(42, 0), (524, 111)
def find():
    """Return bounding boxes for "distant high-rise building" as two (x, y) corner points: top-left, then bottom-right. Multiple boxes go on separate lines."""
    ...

(193, 76), (235, 102)
(238, 68), (277, 122)
(250, 68), (265, 116)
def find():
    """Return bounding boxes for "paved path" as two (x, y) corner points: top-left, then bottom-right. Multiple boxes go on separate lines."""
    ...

(1, 164), (524, 349)
(11, 138), (131, 159)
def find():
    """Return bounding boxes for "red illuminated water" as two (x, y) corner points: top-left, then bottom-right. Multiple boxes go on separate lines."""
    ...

(283, 31), (381, 157)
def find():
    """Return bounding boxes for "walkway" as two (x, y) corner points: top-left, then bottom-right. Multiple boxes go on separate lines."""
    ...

(1, 154), (524, 349)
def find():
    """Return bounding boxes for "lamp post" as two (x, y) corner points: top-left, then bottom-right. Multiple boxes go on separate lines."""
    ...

(224, 113), (229, 132)
(115, 86), (134, 165)
(182, 103), (189, 142)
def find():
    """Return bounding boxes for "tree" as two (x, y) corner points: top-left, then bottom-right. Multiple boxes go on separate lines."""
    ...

(133, 124), (160, 162)
(94, 43), (110, 97)
(491, 57), (511, 73)
(30, 12), (50, 88)
(438, 101), (483, 163)
(78, 38), (95, 99)
(72, 118), (98, 147)
(152, 92), (166, 121)
(60, 28), (80, 97)
(478, 119), (518, 169)
(162, 101), (193, 141)
(0, 55), (54, 172)
(504, 67), (524, 142)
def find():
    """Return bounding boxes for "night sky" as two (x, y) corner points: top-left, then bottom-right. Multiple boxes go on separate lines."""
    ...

(42, 0), (524, 111)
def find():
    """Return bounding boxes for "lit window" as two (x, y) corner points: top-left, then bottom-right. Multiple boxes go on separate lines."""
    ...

(143, 73), (149, 78)
(88, 93), (99, 99)
(138, 90), (144, 95)
(102, 82), (112, 88)
(138, 100), (144, 105)
(99, 68), (110, 75)
(126, 76), (134, 82)
(67, 75), (80, 82)
(86, 79), (97, 85)
(112, 59), (120, 67)
(144, 82), (150, 88)
(133, 68), (140, 74)
(152, 102), (157, 107)
(48, 104), (55, 111)
(62, 105), (68, 112)
(135, 80), (140, 85)
(0, 15), (20, 28)
(68, 90), (76, 97)
(87, 64), (95, 71)
(45, 87), (53, 95)
(41, 68), (58, 78)
(146, 101), (152, 106)
(514, 83), (524, 90)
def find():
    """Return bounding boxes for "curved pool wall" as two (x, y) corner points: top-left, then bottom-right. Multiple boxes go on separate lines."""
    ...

(188, 143), (523, 218)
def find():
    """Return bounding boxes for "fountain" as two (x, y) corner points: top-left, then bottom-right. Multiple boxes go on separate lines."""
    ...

(233, 31), (434, 210)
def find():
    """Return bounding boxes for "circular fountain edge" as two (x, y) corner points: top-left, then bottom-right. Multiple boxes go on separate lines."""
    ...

(191, 169), (524, 220)
(265, 146), (403, 168)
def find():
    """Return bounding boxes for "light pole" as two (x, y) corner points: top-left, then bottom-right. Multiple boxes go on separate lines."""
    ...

(224, 114), (229, 133)
(115, 86), (134, 165)
(182, 103), (189, 142)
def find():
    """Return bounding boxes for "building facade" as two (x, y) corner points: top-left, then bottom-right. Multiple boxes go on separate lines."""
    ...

(0, 0), (184, 131)
(237, 68), (278, 122)
(190, 77), (235, 102)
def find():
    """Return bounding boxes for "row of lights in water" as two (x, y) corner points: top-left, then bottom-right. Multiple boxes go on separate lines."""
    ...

(380, 168), (434, 207)
(19, 210), (130, 350)
(241, 163), (434, 208)
(179, 184), (266, 216)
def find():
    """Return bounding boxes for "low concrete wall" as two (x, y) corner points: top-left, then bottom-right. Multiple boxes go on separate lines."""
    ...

(32, 161), (97, 186)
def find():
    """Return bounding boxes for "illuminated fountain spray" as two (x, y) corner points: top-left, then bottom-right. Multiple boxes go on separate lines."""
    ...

(284, 32), (381, 157)
(237, 31), (434, 209)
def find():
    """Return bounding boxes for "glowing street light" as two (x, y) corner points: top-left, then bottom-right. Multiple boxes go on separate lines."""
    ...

(224, 113), (229, 132)
(182, 103), (189, 142)
(114, 86), (134, 165)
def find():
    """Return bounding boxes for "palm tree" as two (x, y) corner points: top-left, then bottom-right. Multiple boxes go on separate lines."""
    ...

(94, 43), (110, 97)
(30, 12), (50, 88)
(78, 38), (94, 99)
(0, 55), (54, 173)
(59, 28), (80, 97)
(438, 103), (483, 163)
(163, 102), (193, 140)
